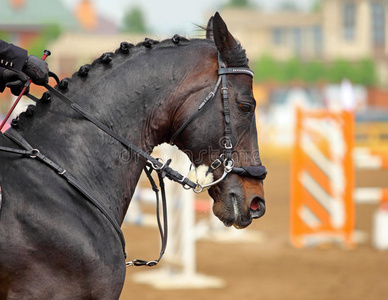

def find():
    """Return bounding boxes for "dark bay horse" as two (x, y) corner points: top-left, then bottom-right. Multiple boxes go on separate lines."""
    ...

(0, 13), (266, 299)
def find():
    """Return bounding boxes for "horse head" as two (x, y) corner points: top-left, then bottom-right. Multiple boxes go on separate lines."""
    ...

(170, 13), (266, 229)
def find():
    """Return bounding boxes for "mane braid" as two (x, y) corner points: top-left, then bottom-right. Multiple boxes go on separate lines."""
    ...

(13, 36), (201, 129)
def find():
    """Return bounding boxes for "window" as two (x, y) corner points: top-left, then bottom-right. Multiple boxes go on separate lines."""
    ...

(313, 26), (323, 56)
(371, 2), (386, 46)
(293, 28), (302, 56)
(343, 2), (356, 40)
(272, 27), (284, 45)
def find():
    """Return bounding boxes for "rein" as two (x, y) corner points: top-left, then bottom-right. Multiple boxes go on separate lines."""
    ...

(2, 127), (128, 258)
(0, 52), (267, 268)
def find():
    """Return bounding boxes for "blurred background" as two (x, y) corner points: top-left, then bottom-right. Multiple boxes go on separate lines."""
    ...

(1, 0), (388, 299)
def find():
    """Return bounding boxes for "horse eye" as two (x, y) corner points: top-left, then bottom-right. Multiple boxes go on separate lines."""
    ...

(238, 103), (252, 113)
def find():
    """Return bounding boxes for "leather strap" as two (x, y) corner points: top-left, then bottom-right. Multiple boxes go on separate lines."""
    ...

(0, 54), (263, 268)
(217, 67), (254, 77)
(231, 166), (267, 180)
(127, 164), (168, 267)
(218, 57), (233, 161)
(43, 83), (197, 190)
(2, 128), (127, 258)
(170, 77), (222, 143)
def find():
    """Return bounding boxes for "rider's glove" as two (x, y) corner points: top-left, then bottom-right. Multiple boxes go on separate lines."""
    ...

(3, 69), (29, 96)
(22, 55), (49, 85)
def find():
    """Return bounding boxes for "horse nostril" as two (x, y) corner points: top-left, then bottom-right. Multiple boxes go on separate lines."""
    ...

(250, 196), (266, 219)
(250, 197), (260, 210)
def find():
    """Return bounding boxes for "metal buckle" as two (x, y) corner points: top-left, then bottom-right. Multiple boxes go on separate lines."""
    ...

(126, 261), (134, 267)
(194, 185), (203, 193)
(58, 169), (67, 175)
(224, 141), (233, 149)
(29, 149), (40, 159)
(126, 259), (159, 267)
(224, 159), (234, 172)
(210, 158), (222, 171)
(148, 157), (166, 171)
(182, 184), (192, 190)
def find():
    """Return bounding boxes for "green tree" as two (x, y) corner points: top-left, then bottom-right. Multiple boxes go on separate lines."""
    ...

(121, 7), (147, 33)
(28, 24), (61, 57)
(301, 60), (326, 83)
(355, 58), (377, 86)
(311, 0), (322, 12)
(253, 54), (281, 82)
(0, 32), (10, 42)
(224, 0), (254, 8)
(253, 54), (377, 86)
(282, 57), (304, 82)
(327, 59), (356, 83)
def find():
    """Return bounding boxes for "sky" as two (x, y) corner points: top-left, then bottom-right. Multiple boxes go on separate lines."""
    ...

(62, 0), (315, 35)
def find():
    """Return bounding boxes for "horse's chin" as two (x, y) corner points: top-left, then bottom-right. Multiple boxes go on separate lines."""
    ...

(212, 194), (266, 229)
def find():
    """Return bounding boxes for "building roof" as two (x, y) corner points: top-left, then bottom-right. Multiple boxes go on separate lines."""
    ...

(222, 8), (321, 30)
(75, 0), (97, 31)
(0, 0), (80, 31)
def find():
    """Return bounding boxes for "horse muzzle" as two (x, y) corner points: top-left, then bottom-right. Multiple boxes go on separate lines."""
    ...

(189, 161), (267, 228)
(213, 194), (265, 229)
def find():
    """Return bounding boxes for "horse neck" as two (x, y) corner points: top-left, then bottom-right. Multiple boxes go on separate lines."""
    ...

(17, 42), (215, 223)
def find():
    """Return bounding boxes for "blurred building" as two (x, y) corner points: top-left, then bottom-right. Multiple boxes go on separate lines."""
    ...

(0, 0), (117, 108)
(221, 0), (388, 84)
(0, 0), (117, 49)
(46, 32), (157, 76)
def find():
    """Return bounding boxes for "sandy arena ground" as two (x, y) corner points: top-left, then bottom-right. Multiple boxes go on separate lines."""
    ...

(120, 154), (388, 300)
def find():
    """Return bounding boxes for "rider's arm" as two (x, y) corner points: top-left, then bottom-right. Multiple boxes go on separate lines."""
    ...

(0, 40), (48, 94)
(0, 40), (28, 92)
(0, 40), (28, 71)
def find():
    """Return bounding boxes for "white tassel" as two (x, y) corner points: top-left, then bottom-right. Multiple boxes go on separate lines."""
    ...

(187, 165), (214, 192)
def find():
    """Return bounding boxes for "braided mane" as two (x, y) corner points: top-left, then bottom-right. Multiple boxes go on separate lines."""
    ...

(12, 31), (246, 129)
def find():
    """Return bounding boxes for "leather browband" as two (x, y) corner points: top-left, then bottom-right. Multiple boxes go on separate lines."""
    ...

(217, 68), (254, 77)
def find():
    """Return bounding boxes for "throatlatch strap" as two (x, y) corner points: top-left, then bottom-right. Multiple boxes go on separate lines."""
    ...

(170, 77), (222, 143)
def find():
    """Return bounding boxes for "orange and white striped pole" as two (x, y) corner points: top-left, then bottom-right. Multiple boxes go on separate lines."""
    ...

(290, 107), (355, 248)
(354, 148), (388, 169)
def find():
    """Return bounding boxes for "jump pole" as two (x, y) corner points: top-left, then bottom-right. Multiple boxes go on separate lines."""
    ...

(290, 107), (355, 248)
(131, 144), (225, 289)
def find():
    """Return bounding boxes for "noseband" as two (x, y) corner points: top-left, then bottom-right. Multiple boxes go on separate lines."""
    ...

(170, 54), (267, 193)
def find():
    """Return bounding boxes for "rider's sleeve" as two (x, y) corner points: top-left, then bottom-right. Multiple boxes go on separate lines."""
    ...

(0, 67), (5, 92)
(0, 40), (28, 92)
(0, 40), (28, 70)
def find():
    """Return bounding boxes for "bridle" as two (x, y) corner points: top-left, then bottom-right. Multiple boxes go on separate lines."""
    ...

(170, 54), (267, 193)
(0, 51), (267, 267)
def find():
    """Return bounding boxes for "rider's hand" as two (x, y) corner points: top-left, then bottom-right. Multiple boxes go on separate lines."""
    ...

(22, 55), (49, 85)
(3, 69), (29, 96)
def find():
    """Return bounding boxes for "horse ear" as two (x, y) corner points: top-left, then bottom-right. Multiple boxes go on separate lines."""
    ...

(206, 16), (214, 40)
(212, 12), (238, 55)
